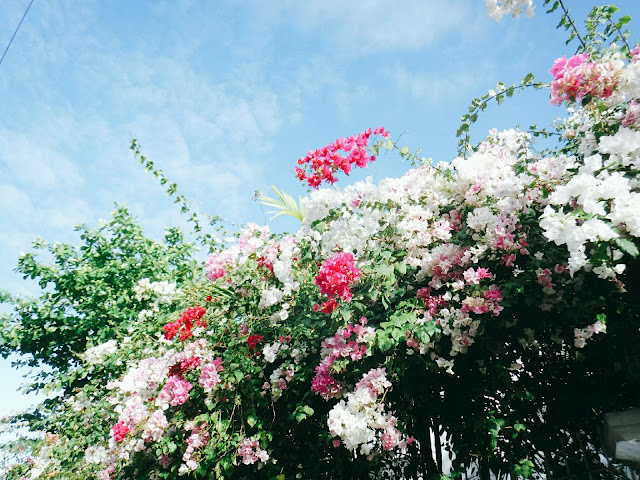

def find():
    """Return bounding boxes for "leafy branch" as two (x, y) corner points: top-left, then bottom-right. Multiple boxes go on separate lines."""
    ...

(130, 139), (224, 251)
(545, 0), (587, 50)
(371, 135), (431, 167)
(456, 73), (548, 157)
(585, 4), (632, 54)
(546, 1), (634, 55)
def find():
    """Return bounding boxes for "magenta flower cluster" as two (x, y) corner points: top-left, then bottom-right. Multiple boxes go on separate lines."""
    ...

(312, 319), (375, 399)
(313, 252), (361, 313)
(295, 127), (389, 188)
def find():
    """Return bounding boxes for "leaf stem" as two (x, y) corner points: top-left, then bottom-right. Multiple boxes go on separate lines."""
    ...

(609, 18), (631, 52)
(558, 0), (587, 50)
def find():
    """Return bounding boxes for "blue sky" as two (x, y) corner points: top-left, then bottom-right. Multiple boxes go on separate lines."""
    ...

(1, 0), (639, 418)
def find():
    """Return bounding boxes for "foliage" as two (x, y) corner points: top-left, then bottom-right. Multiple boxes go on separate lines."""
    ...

(130, 140), (225, 253)
(258, 187), (307, 222)
(2, 2), (640, 480)
(456, 73), (547, 157)
(0, 205), (199, 400)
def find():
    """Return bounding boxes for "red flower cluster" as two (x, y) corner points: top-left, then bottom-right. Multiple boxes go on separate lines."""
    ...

(312, 298), (338, 314)
(417, 287), (447, 317)
(163, 306), (207, 341)
(111, 421), (130, 443)
(257, 255), (274, 273)
(295, 127), (390, 188)
(314, 252), (361, 314)
(169, 355), (202, 377)
(247, 334), (263, 350)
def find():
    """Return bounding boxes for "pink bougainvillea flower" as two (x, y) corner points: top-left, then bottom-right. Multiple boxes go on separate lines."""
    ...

(314, 252), (361, 308)
(111, 421), (131, 443)
(157, 375), (194, 407)
(295, 127), (390, 189)
(199, 359), (224, 393)
(549, 53), (622, 105)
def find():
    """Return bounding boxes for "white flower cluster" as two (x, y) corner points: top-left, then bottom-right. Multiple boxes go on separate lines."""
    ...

(258, 286), (284, 309)
(84, 445), (109, 465)
(546, 93), (640, 277)
(255, 235), (301, 311)
(262, 341), (289, 363)
(83, 339), (118, 365)
(134, 278), (178, 320)
(574, 320), (606, 348)
(66, 390), (94, 412)
(327, 368), (409, 456)
(266, 365), (295, 401)
(485, 0), (535, 21)
(207, 224), (301, 316)
(301, 129), (535, 269)
(134, 278), (177, 303)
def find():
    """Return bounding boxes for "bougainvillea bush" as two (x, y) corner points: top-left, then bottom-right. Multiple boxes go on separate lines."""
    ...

(3, 1), (640, 479)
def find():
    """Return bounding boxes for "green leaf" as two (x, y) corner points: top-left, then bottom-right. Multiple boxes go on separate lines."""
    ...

(294, 405), (315, 423)
(375, 264), (394, 279)
(615, 238), (639, 257)
(415, 328), (431, 344)
(456, 124), (469, 137)
(390, 329), (406, 342)
(514, 459), (535, 478)
(376, 332), (395, 352)
(394, 262), (407, 275)
(312, 221), (327, 233)
(247, 414), (258, 428)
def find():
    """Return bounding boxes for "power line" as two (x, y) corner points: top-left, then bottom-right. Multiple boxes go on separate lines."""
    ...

(0, 0), (35, 68)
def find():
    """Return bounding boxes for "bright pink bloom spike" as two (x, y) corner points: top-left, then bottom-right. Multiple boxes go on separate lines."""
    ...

(314, 252), (361, 305)
(111, 421), (131, 443)
(295, 127), (390, 188)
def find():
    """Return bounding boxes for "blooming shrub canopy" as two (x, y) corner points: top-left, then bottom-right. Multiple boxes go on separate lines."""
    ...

(2, 2), (640, 480)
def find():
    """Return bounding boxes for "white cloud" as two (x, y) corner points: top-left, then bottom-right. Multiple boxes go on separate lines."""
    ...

(0, 127), (84, 191)
(384, 59), (497, 105)
(0, 184), (34, 219)
(279, 0), (474, 53)
(41, 197), (94, 231)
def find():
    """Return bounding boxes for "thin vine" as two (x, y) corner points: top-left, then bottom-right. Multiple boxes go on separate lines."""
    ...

(130, 139), (225, 252)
